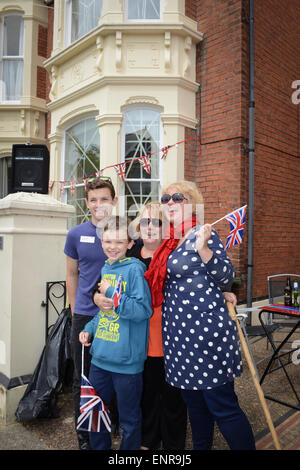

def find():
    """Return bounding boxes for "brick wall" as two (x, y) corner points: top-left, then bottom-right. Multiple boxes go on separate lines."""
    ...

(184, 0), (300, 302)
(37, 66), (47, 99)
(251, 0), (300, 298)
(185, 0), (248, 300)
(38, 25), (48, 58)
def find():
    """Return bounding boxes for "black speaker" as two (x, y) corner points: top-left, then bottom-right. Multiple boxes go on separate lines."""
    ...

(11, 144), (50, 194)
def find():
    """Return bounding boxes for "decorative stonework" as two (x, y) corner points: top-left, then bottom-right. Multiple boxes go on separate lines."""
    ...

(127, 43), (160, 69)
(96, 35), (104, 73)
(165, 32), (171, 72)
(184, 36), (192, 77)
(34, 111), (40, 137)
(71, 63), (84, 84)
(122, 96), (161, 108)
(116, 31), (122, 71)
(20, 110), (25, 135)
(49, 65), (58, 101)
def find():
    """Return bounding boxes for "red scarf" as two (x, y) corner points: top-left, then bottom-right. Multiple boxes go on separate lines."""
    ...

(144, 216), (197, 307)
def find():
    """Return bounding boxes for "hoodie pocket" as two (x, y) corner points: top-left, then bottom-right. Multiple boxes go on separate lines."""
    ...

(91, 314), (131, 364)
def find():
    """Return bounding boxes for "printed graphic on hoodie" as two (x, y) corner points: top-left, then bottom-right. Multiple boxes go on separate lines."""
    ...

(94, 273), (126, 343)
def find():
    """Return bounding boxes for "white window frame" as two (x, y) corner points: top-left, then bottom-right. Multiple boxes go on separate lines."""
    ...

(121, 105), (163, 216)
(124, 0), (163, 23)
(64, 0), (103, 47)
(0, 12), (24, 103)
(0, 154), (11, 198)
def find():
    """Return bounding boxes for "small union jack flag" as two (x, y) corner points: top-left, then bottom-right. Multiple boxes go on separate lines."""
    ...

(225, 205), (247, 250)
(113, 274), (123, 308)
(138, 155), (151, 174)
(114, 163), (126, 182)
(77, 373), (111, 433)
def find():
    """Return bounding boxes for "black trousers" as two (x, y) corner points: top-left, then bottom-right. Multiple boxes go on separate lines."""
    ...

(70, 314), (94, 434)
(141, 356), (187, 450)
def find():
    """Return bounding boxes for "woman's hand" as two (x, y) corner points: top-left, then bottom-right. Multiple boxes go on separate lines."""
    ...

(223, 291), (237, 307)
(196, 224), (213, 263)
(94, 292), (114, 311)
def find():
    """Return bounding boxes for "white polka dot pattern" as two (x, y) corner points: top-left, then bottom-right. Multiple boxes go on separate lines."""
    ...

(162, 227), (242, 390)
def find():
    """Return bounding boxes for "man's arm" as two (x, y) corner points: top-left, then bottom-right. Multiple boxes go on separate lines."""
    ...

(66, 256), (79, 315)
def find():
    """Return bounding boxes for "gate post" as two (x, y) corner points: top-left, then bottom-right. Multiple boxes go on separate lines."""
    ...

(0, 192), (74, 424)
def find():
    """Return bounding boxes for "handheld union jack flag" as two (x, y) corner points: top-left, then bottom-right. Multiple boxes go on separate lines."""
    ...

(77, 347), (111, 433)
(113, 274), (123, 308)
(224, 205), (247, 250)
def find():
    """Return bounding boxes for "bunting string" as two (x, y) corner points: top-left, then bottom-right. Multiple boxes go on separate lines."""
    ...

(48, 135), (200, 196)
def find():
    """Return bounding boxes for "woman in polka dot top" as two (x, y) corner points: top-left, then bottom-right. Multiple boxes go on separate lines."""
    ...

(161, 181), (256, 450)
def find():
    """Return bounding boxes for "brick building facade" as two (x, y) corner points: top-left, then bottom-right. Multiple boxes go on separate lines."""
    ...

(183, 0), (300, 302)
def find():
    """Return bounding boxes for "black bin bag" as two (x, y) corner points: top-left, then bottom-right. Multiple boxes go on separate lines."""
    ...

(15, 307), (73, 422)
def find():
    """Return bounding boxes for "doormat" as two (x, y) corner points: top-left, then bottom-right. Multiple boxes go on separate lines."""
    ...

(255, 410), (300, 450)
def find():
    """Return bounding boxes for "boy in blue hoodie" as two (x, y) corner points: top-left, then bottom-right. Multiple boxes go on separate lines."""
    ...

(79, 216), (152, 450)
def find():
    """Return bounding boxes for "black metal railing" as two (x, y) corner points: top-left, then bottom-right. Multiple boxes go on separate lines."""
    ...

(41, 281), (67, 343)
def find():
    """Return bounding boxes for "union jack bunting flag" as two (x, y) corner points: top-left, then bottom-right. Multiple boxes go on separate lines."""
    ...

(225, 205), (247, 250)
(113, 274), (123, 308)
(77, 373), (111, 433)
(138, 155), (151, 174)
(114, 163), (126, 182)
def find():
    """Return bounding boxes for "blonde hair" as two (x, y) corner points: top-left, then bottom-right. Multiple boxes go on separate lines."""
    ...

(138, 201), (162, 220)
(162, 180), (203, 214)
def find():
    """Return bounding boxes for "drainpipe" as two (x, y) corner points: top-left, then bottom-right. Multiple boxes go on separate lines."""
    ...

(247, 0), (255, 311)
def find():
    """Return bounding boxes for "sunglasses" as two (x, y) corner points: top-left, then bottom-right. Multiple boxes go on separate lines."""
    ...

(140, 218), (162, 228)
(87, 176), (112, 183)
(161, 193), (188, 204)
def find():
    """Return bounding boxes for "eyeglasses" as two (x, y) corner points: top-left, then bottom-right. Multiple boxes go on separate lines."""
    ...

(161, 193), (188, 204)
(140, 218), (162, 228)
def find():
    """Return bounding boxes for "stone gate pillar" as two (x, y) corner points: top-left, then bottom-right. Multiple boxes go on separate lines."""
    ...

(0, 192), (74, 424)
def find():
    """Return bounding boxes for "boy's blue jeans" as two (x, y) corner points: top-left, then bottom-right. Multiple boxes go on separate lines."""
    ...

(88, 363), (143, 450)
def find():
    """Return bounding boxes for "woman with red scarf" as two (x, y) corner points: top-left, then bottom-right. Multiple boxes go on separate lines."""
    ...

(145, 181), (255, 450)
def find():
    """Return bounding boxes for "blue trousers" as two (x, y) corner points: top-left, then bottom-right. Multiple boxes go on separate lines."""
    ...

(88, 363), (143, 450)
(181, 381), (256, 450)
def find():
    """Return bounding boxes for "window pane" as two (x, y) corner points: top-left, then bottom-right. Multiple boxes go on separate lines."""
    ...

(0, 156), (11, 198)
(123, 107), (160, 216)
(128, 0), (160, 20)
(66, 185), (90, 228)
(65, 118), (100, 181)
(124, 108), (160, 180)
(3, 16), (24, 56)
(71, 0), (102, 42)
(3, 60), (23, 100)
(125, 181), (160, 216)
(64, 118), (100, 226)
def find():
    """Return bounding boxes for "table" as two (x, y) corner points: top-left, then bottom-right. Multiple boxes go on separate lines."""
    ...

(258, 304), (300, 411)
